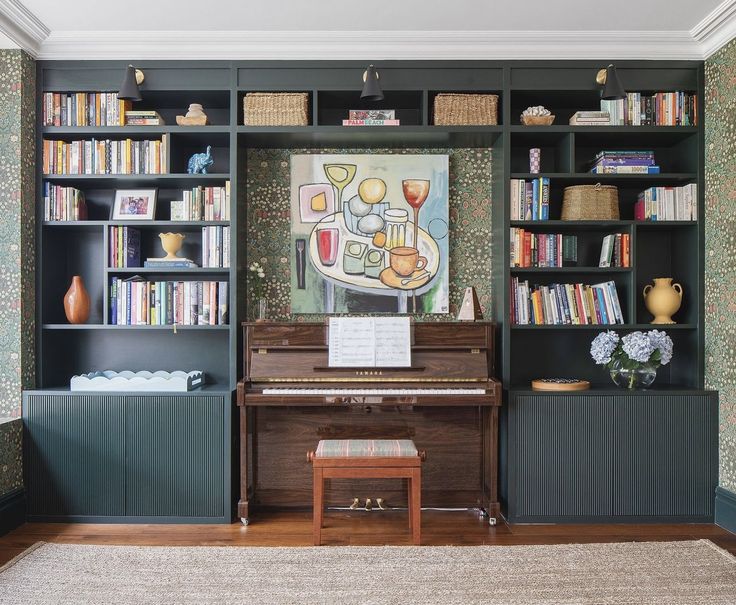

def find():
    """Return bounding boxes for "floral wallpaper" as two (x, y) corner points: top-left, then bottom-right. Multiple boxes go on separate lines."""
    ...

(705, 38), (736, 493)
(0, 50), (35, 497)
(245, 148), (492, 321)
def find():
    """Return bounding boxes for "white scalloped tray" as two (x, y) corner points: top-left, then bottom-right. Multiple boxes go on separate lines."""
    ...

(70, 370), (205, 392)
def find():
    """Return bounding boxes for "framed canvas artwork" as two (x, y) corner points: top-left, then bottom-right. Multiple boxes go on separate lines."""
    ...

(290, 154), (449, 314)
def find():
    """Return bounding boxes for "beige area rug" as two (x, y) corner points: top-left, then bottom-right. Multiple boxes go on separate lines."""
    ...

(1, 540), (735, 604)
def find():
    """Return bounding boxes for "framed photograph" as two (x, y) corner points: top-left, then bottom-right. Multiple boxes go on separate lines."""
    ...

(112, 189), (157, 220)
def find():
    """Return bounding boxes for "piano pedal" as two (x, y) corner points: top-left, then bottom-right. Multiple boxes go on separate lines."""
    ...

(376, 497), (387, 510)
(348, 497), (360, 510)
(365, 498), (373, 511)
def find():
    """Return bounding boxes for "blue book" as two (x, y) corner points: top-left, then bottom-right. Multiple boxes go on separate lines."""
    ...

(125, 227), (141, 267)
(532, 179), (539, 221)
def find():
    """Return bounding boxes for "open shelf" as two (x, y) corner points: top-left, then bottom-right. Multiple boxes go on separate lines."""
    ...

(42, 323), (229, 330)
(510, 267), (631, 273)
(105, 267), (230, 274)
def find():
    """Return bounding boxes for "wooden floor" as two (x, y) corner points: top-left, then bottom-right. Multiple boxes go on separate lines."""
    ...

(1, 510), (734, 565)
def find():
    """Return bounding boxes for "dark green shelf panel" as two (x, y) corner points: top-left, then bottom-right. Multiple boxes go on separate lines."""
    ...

(511, 324), (697, 330)
(510, 266), (631, 273)
(42, 174), (231, 187)
(42, 126), (231, 135)
(510, 220), (634, 227)
(105, 267), (230, 274)
(237, 125), (502, 148)
(510, 173), (697, 182)
(509, 125), (698, 135)
(509, 385), (714, 395)
(43, 220), (230, 228)
(42, 324), (230, 331)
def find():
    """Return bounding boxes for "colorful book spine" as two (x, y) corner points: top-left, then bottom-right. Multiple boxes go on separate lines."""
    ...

(43, 92), (131, 126)
(635, 184), (697, 221)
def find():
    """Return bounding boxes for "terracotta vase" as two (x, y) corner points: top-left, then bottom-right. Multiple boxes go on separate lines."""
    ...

(643, 277), (682, 324)
(64, 275), (90, 324)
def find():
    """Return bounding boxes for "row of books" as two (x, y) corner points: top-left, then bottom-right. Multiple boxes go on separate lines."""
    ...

(109, 226), (140, 268)
(201, 226), (231, 268)
(42, 92), (131, 127)
(635, 184), (698, 222)
(599, 233), (631, 267)
(43, 184), (87, 221)
(601, 92), (697, 126)
(510, 230), (578, 268)
(509, 177), (551, 221)
(343, 109), (399, 127)
(171, 183), (231, 221)
(590, 150), (660, 175)
(511, 278), (624, 325)
(42, 136), (169, 175)
(110, 278), (229, 326)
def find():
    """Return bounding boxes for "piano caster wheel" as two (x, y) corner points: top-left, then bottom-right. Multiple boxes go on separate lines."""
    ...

(478, 509), (488, 519)
(489, 517), (497, 527)
(241, 517), (249, 526)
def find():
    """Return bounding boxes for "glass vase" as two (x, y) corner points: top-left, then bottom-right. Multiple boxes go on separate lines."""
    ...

(609, 359), (657, 389)
(256, 298), (267, 322)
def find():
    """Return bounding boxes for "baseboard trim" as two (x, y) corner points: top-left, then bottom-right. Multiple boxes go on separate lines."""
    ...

(715, 486), (736, 534)
(0, 488), (25, 536)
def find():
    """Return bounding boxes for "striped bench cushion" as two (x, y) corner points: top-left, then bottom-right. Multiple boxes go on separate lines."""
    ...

(315, 439), (418, 458)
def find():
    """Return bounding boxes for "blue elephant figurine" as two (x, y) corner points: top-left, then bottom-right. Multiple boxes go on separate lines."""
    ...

(187, 146), (214, 174)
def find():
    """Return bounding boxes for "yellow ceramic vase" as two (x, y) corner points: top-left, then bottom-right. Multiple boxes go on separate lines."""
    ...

(159, 232), (185, 259)
(643, 277), (682, 324)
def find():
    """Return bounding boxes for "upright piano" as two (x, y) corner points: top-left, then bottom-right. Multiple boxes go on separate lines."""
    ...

(236, 321), (502, 525)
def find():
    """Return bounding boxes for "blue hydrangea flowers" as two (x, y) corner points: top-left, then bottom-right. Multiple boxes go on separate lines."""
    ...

(590, 330), (620, 365)
(590, 329), (674, 369)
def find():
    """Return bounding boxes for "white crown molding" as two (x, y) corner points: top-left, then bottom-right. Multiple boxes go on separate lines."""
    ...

(0, 0), (49, 57)
(691, 0), (736, 57)
(37, 29), (703, 61)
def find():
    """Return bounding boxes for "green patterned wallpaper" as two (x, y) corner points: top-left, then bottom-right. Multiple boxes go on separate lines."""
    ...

(246, 148), (492, 321)
(705, 38), (736, 492)
(0, 49), (35, 497)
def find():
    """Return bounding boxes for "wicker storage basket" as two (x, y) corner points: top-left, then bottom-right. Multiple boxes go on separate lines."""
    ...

(243, 92), (309, 126)
(561, 184), (620, 220)
(433, 93), (498, 125)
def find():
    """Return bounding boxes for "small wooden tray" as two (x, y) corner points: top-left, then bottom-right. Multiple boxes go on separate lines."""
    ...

(176, 115), (208, 126)
(531, 378), (590, 391)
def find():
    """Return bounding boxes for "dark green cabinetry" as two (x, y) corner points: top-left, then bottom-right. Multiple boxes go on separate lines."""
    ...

(24, 391), (231, 522)
(505, 390), (718, 522)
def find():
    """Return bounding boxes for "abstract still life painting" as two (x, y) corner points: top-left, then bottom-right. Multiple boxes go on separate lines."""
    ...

(290, 154), (449, 314)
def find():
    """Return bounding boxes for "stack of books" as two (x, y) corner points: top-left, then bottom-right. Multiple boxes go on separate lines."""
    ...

(590, 151), (659, 174)
(509, 177), (551, 221)
(510, 278), (624, 325)
(601, 92), (697, 126)
(43, 184), (87, 221)
(109, 227), (141, 268)
(202, 226), (230, 268)
(42, 92), (131, 126)
(599, 234), (630, 267)
(635, 184), (697, 221)
(171, 183), (231, 221)
(144, 256), (198, 269)
(510, 229), (578, 268)
(342, 109), (399, 126)
(109, 278), (228, 325)
(125, 110), (165, 126)
(569, 111), (610, 126)
(42, 135), (169, 175)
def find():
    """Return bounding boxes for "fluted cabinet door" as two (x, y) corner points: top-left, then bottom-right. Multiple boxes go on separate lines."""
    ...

(24, 394), (126, 517)
(125, 395), (225, 518)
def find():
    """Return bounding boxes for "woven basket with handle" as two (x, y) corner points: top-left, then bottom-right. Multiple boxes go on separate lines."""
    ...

(243, 92), (309, 126)
(433, 93), (498, 125)
(561, 184), (619, 220)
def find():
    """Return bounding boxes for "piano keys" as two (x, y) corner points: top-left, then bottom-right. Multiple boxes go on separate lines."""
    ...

(236, 321), (502, 525)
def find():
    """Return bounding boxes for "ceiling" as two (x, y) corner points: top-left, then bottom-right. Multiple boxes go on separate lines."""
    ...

(1, 0), (735, 59)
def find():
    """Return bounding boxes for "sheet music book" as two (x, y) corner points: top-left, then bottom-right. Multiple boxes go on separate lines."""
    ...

(328, 317), (411, 368)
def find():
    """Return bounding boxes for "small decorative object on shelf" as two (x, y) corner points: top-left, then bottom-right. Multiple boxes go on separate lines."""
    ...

(561, 184), (619, 221)
(590, 329), (673, 389)
(520, 106), (555, 126)
(176, 103), (209, 126)
(112, 189), (157, 221)
(531, 378), (590, 391)
(70, 370), (204, 392)
(187, 146), (214, 174)
(529, 148), (541, 174)
(158, 232), (186, 260)
(249, 261), (267, 321)
(643, 278), (683, 324)
(64, 275), (90, 324)
(457, 287), (483, 321)
(433, 93), (499, 125)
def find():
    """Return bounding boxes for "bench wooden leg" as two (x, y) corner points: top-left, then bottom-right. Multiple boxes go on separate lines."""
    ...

(410, 468), (421, 545)
(313, 468), (324, 546)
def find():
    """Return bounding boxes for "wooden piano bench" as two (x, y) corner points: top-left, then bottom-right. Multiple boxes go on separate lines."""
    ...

(307, 439), (426, 546)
